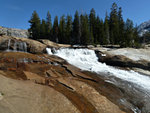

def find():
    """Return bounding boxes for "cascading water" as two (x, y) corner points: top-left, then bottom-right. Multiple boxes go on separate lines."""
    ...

(7, 39), (11, 51)
(13, 41), (27, 52)
(46, 48), (150, 113)
(23, 42), (27, 52)
(6, 39), (27, 52)
(13, 41), (17, 51)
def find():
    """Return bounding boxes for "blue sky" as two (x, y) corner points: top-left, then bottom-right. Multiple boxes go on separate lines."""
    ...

(0, 0), (149, 29)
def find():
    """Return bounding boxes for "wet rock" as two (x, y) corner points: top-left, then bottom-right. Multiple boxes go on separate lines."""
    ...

(0, 35), (72, 54)
(0, 35), (47, 53)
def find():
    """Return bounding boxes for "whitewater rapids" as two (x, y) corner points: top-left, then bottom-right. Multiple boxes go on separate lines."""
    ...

(47, 48), (150, 112)
(46, 48), (150, 91)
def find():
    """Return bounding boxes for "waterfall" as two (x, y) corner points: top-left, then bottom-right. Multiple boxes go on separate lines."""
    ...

(7, 39), (27, 52)
(7, 39), (11, 51)
(23, 42), (27, 52)
(13, 41), (17, 51)
(13, 41), (27, 52)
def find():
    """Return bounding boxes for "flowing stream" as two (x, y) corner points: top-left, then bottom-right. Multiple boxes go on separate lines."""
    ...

(46, 48), (150, 113)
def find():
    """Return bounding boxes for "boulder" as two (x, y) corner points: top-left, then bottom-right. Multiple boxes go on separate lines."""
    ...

(95, 50), (150, 71)
(38, 39), (59, 48)
(39, 39), (71, 48)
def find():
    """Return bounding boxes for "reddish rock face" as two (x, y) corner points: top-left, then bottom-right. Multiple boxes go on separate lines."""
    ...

(0, 51), (133, 113)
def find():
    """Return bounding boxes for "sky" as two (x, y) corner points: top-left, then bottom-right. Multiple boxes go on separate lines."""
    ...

(0, 0), (150, 29)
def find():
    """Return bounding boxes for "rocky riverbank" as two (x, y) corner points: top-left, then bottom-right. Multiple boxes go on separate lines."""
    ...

(94, 47), (150, 76)
(0, 35), (150, 113)
(0, 52), (131, 113)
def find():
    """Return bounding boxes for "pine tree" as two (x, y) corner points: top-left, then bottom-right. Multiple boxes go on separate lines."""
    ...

(109, 2), (119, 44)
(141, 31), (150, 44)
(95, 16), (105, 44)
(89, 8), (96, 44)
(65, 15), (72, 44)
(95, 16), (100, 44)
(118, 7), (125, 46)
(104, 12), (110, 44)
(40, 19), (46, 39)
(80, 14), (90, 45)
(124, 19), (134, 47)
(28, 11), (41, 40)
(52, 16), (59, 43)
(133, 26), (140, 47)
(46, 11), (52, 40)
(27, 3), (140, 47)
(59, 15), (66, 43)
(72, 11), (80, 44)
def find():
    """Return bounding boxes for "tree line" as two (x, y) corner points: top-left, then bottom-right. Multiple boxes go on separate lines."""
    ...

(28, 2), (140, 47)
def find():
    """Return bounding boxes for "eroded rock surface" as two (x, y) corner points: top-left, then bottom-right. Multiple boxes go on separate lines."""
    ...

(0, 51), (131, 113)
(0, 74), (80, 113)
(0, 26), (28, 38)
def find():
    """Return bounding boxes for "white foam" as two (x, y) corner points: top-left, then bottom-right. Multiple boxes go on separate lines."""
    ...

(46, 48), (53, 55)
(46, 48), (150, 91)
